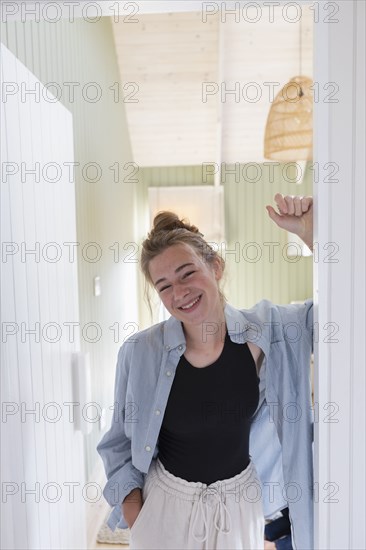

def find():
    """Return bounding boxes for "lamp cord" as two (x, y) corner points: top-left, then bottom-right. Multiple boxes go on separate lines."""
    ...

(299, 14), (304, 97)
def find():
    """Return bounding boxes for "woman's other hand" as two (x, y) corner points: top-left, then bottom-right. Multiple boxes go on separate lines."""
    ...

(266, 193), (313, 251)
(122, 487), (143, 529)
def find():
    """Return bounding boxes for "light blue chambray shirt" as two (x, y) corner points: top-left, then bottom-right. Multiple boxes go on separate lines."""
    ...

(97, 299), (314, 550)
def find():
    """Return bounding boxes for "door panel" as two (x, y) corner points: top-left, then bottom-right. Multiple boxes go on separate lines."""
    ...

(1, 44), (87, 550)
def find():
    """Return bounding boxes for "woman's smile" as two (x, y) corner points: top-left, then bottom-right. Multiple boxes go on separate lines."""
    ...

(178, 294), (202, 312)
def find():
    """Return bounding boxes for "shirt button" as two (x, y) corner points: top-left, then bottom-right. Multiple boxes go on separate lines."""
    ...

(166, 371), (172, 376)
(165, 345), (171, 351)
(155, 409), (161, 415)
(178, 345), (183, 350)
(145, 445), (151, 452)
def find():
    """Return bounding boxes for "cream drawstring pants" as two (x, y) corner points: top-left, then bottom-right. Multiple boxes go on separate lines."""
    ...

(129, 458), (265, 550)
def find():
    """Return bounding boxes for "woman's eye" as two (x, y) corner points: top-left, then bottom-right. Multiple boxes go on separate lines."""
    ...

(159, 285), (171, 292)
(183, 271), (195, 278)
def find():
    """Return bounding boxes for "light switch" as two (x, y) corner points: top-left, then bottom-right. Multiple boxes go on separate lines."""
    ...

(94, 276), (101, 296)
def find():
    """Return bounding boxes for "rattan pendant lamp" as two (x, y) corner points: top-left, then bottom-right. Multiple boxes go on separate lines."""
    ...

(264, 18), (313, 162)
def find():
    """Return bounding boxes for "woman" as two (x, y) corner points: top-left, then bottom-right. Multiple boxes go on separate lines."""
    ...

(97, 193), (314, 550)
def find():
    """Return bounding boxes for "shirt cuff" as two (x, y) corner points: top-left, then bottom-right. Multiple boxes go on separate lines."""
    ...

(106, 504), (129, 531)
(102, 462), (145, 530)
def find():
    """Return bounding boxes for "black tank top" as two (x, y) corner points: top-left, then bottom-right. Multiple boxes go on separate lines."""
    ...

(158, 331), (260, 484)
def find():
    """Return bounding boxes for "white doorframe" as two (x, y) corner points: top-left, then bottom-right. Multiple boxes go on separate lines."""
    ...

(313, 2), (366, 549)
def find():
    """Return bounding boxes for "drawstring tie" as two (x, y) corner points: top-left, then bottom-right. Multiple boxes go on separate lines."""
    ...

(190, 484), (232, 542)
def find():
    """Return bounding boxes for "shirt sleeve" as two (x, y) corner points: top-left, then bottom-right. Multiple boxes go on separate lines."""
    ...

(297, 298), (314, 352)
(97, 343), (145, 530)
(277, 298), (313, 351)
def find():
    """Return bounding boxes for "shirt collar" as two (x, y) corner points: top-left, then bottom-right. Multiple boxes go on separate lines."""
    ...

(163, 301), (270, 355)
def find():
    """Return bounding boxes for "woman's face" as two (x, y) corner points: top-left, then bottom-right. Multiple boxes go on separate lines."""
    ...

(148, 242), (224, 326)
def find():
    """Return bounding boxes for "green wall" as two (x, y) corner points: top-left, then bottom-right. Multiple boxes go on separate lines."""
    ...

(141, 165), (215, 186)
(223, 162), (313, 307)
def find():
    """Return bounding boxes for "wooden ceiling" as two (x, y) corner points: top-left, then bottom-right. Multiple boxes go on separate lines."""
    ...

(112, 7), (313, 167)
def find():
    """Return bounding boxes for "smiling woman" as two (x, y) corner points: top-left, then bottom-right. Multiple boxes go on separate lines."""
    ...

(97, 194), (314, 550)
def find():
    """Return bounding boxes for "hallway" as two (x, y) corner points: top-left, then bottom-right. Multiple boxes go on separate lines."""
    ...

(1, 2), (365, 549)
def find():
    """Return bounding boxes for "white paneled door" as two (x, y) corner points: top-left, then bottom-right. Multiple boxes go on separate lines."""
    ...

(1, 44), (87, 549)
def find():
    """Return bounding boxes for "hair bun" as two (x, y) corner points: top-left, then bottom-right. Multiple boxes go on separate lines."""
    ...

(151, 211), (202, 236)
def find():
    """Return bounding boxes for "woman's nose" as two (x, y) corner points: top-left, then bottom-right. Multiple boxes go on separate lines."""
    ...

(173, 283), (190, 302)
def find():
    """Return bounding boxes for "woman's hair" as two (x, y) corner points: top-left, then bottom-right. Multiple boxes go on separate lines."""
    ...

(141, 211), (226, 309)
